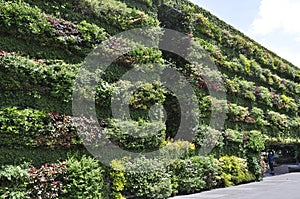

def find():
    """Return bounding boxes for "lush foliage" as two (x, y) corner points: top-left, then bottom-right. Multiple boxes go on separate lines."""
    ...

(62, 156), (106, 199)
(0, 107), (49, 147)
(219, 156), (255, 187)
(0, 164), (30, 199)
(0, 107), (80, 148)
(1, 0), (300, 198)
(169, 156), (220, 194)
(109, 160), (126, 199)
(107, 119), (166, 152)
(124, 157), (173, 199)
(76, 0), (159, 31)
(0, 0), (106, 57)
(28, 163), (67, 198)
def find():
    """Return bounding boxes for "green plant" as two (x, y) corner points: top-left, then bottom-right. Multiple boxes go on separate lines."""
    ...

(159, 140), (196, 160)
(0, 53), (79, 103)
(250, 107), (269, 126)
(0, 107), (81, 148)
(129, 82), (167, 110)
(109, 159), (126, 199)
(107, 119), (166, 152)
(124, 157), (172, 199)
(0, 0), (107, 60)
(0, 0), (53, 37)
(46, 112), (81, 147)
(193, 125), (224, 151)
(77, 20), (106, 47)
(0, 146), (89, 167)
(169, 156), (220, 194)
(0, 164), (30, 199)
(221, 129), (245, 157)
(0, 107), (49, 147)
(77, 0), (159, 30)
(228, 103), (249, 122)
(266, 111), (289, 131)
(246, 131), (265, 152)
(62, 156), (106, 199)
(219, 156), (255, 187)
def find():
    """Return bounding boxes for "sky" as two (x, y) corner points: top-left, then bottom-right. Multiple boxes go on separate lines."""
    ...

(189, 0), (300, 68)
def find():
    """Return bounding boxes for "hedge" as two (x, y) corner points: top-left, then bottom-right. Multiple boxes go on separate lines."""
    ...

(169, 156), (220, 194)
(0, 107), (80, 148)
(0, 146), (89, 167)
(0, 154), (257, 198)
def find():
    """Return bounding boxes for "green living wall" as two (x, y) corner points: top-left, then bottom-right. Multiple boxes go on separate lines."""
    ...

(1, 0), (300, 198)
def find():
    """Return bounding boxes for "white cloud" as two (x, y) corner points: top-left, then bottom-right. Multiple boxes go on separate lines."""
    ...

(248, 0), (300, 67)
(250, 0), (300, 35)
(279, 48), (300, 68)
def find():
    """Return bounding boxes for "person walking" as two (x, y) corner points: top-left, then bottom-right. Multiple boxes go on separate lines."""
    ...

(268, 150), (275, 175)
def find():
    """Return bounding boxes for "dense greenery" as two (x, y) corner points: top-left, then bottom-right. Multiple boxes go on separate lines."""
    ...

(1, 0), (300, 198)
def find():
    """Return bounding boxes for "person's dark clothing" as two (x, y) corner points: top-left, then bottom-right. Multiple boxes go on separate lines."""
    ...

(268, 152), (275, 174)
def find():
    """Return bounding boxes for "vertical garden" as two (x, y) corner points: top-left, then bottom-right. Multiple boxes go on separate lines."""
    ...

(0, 0), (299, 198)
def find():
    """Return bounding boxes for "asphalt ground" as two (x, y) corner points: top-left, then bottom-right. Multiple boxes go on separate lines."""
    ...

(170, 173), (300, 199)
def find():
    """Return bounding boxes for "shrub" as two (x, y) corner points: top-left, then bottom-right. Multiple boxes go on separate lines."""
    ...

(0, 164), (30, 199)
(246, 130), (265, 153)
(193, 125), (224, 152)
(246, 155), (263, 181)
(0, 53), (79, 103)
(251, 107), (269, 126)
(124, 157), (173, 199)
(109, 160), (126, 199)
(159, 140), (196, 160)
(222, 129), (244, 157)
(169, 156), (220, 194)
(129, 83), (167, 110)
(0, 0), (53, 37)
(28, 163), (67, 199)
(45, 112), (80, 147)
(245, 131), (265, 181)
(47, 16), (106, 50)
(107, 119), (166, 152)
(219, 156), (255, 187)
(0, 107), (81, 148)
(0, 146), (88, 167)
(266, 111), (289, 131)
(0, 107), (49, 147)
(228, 103), (249, 122)
(62, 156), (106, 199)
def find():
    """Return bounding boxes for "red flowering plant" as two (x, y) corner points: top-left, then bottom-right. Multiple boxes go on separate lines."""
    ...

(35, 112), (80, 147)
(28, 163), (67, 199)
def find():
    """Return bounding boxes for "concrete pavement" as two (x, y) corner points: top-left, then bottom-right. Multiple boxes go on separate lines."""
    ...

(170, 173), (300, 199)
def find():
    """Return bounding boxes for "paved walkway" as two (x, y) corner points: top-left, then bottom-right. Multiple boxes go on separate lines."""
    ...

(170, 173), (300, 199)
